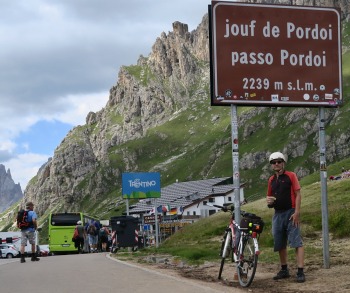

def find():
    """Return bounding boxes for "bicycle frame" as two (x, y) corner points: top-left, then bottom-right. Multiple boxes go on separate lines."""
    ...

(221, 217), (236, 259)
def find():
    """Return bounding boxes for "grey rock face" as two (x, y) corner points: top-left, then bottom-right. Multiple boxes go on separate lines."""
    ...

(0, 164), (23, 212)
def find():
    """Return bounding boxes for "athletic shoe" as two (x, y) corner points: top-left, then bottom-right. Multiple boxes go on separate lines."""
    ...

(296, 272), (306, 283)
(20, 257), (26, 263)
(273, 269), (290, 280)
(31, 256), (40, 261)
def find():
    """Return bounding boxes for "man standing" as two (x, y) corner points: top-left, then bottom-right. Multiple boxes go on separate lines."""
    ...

(266, 152), (305, 283)
(19, 202), (40, 263)
(76, 221), (86, 253)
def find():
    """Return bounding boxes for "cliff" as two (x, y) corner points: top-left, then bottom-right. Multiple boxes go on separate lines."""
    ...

(0, 164), (23, 212)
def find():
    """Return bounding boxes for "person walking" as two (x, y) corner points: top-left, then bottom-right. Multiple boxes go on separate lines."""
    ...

(266, 152), (305, 283)
(99, 225), (110, 252)
(87, 221), (98, 252)
(76, 221), (86, 253)
(19, 202), (40, 263)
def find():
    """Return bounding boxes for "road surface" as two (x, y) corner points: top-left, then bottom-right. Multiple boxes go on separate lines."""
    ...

(0, 253), (244, 293)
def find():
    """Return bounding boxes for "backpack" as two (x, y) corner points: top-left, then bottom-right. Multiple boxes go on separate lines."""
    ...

(17, 209), (32, 230)
(87, 224), (96, 236)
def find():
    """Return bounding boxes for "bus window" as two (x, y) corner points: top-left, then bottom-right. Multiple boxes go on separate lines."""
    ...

(51, 213), (81, 226)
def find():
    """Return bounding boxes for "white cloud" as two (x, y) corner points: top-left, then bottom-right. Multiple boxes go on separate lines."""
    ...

(0, 0), (210, 189)
(56, 92), (109, 126)
(6, 153), (49, 188)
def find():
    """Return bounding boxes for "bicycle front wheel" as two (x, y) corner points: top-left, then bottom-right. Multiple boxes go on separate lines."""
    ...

(237, 236), (258, 287)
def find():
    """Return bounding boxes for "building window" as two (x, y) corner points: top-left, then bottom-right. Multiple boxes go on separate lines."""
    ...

(209, 210), (216, 216)
(187, 211), (190, 216)
(193, 211), (196, 216)
(203, 200), (207, 205)
(228, 197), (232, 202)
(209, 198), (215, 203)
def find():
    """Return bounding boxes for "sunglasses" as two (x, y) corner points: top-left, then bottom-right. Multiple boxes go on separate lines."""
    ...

(270, 160), (283, 165)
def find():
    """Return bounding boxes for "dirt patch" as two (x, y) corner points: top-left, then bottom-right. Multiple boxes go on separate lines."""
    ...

(120, 239), (350, 293)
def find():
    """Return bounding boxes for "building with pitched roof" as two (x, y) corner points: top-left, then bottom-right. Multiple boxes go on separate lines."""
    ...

(128, 177), (245, 219)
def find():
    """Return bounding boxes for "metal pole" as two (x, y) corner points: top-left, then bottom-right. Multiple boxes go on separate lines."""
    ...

(231, 105), (241, 224)
(154, 199), (159, 248)
(319, 107), (330, 269)
(126, 199), (129, 216)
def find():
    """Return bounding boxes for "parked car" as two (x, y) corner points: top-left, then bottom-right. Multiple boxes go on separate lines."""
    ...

(39, 245), (51, 256)
(0, 244), (20, 258)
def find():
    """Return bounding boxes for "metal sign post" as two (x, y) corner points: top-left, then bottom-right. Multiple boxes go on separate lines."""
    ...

(319, 107), (330, 268)
(231, 105), (241, 224)
(154, 199), (159, 248)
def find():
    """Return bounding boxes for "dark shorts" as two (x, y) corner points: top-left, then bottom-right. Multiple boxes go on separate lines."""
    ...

(100, 235), (108, 243)
(272, 209), (303, 251)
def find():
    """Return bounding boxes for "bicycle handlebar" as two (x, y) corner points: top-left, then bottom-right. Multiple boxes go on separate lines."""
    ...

(212, 204), (232, 212)
(210, 203), (258, 218)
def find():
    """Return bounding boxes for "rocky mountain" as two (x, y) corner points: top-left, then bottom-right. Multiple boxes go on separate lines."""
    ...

(0, 164), (23, 212)
(12, 0), (350, 225)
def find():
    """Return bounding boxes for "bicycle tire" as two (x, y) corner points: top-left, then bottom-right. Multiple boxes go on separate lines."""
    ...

(218, 230), (232, 280)
(237, 236), (258, 287)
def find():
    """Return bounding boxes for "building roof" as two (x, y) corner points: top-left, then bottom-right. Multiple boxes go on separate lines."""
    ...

(128, 177), (234, 215)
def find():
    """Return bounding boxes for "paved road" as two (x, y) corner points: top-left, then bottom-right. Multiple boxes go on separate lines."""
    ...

(0, 253), (243, 293)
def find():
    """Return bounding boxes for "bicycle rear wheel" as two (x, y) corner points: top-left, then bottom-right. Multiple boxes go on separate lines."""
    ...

(237, 236), (258, 287)
(218, 230), (232, 280)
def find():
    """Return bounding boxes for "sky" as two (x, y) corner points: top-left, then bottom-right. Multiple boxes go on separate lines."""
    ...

(0, 0), (214, 189)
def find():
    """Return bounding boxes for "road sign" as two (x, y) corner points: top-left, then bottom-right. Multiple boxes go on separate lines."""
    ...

(144, 215), (161, 224)
(209, 1), (342, 107)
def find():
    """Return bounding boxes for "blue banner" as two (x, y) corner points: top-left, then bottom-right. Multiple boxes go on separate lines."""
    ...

(122, 172), (161, 199)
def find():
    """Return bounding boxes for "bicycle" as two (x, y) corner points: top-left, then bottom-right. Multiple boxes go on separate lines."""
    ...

(214, 204), (264, 287)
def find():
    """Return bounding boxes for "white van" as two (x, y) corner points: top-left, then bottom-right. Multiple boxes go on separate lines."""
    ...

(0, 231), (40, 256)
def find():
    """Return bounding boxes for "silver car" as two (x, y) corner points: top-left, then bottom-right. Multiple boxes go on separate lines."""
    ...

(0, 244), (20, 258)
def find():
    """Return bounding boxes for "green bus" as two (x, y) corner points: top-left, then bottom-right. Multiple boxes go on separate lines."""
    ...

(48, 212), (100, 254)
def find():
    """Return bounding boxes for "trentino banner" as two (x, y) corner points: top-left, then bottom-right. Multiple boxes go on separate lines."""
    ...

(122, 172), (161, 199)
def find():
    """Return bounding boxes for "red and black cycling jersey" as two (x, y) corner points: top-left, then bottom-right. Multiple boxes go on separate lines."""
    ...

(267, 171), (301, 210)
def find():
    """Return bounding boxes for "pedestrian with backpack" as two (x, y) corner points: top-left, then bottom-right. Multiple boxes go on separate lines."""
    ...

(87, 222), (98, 252)
(18, 202), (40, 263)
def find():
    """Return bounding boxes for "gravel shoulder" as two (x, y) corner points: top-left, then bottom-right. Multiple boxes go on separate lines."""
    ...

(114, 239), (350, 293)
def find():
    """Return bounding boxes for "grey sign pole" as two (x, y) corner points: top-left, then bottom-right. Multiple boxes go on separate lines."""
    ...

(231, 105), (241, 224)
(319, 107), (330, 268)
(126, 199), (129, 216)
(154, 199), (159, 248)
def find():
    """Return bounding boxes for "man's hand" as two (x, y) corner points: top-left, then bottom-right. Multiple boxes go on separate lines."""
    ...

(266, 196), (276, 206)
(290, 212), (300, 227)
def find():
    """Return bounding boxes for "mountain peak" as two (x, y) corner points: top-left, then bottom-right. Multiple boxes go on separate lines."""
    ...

(0, 164), (23, 212)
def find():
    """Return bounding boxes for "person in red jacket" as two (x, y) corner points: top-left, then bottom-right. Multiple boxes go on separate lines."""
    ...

(266, 152), (305, 283)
